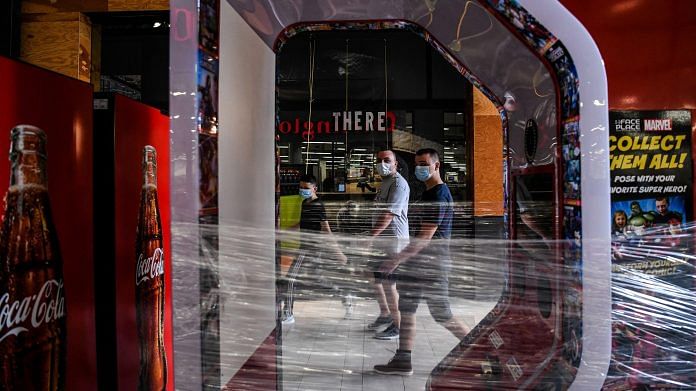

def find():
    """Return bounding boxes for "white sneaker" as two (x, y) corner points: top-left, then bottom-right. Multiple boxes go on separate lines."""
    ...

(343, 296), (355, 319)
(281, 313), (295, 325)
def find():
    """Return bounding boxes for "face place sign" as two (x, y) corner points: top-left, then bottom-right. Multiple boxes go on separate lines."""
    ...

(277, 111), (396, 140)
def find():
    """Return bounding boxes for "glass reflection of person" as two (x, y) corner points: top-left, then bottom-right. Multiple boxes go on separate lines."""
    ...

(199, 75), (214, 130)
(335, 201), (365, 319)
(374, 149), (469, 375)
(517, 178), (553, 242)
(280, 175), (347, 325)
(357, 168), (376, 192)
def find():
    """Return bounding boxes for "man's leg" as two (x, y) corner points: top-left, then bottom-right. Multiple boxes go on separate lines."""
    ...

(341, 257), (356, 319)
(383, 280), (400, 327)
(398, 277), (420, 350)
(442, 317), (470, 340)
(374, 277), (419, 375)
(399, 312), (416, 351)
(374, 277), (401, 339)
(374, 275), (390, 316)
(427, 270), (470, 339)
(367, 273), (393, 330)
(281, 254), (306, 324)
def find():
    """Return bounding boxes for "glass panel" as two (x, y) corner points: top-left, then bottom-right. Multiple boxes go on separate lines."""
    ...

(275, 29), (484, 390)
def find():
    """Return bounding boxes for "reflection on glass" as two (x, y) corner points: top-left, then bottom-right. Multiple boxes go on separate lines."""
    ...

(274, 28), (497, 390)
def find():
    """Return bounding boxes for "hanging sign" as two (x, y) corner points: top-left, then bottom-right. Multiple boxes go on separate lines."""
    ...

(277, 111), (396, 140)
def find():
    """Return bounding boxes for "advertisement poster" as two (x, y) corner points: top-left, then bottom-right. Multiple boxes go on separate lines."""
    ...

(115, 97), (174, 391)
(606, 110), (694, 389)
(0, 56), (97, 390)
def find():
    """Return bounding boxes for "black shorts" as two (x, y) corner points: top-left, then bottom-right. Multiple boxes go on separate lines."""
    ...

(369, 257), (397, 283)
(373, 270), (397, 283)
(398, 269), (453, 323)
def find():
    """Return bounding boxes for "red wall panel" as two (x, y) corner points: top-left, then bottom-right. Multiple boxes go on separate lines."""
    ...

(112, 95), (174, 391)
(560, 0), (696, 211)
(0, 56), (97, 390)
(560, 0), (696, 111)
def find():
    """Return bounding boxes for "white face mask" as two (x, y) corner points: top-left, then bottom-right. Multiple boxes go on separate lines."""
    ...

(378, 162), (393, 177)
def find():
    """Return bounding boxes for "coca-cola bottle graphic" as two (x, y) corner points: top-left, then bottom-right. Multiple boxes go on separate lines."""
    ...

(135, 145), (167, 391)
(0, 125), (66, 390)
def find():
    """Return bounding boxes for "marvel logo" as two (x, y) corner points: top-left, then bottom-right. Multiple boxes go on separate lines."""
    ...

(644, 118), (672, 131)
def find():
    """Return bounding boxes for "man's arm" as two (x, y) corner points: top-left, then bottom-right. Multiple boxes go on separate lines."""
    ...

(394, 222), (437, 263)
(320, 220), (348, 263)
(370, 212), (395, 237)
(379, 222), (438, 273)
(320, 220), (333, 234)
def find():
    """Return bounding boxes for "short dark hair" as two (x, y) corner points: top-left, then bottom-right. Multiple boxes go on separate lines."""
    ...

(416, 148), (439, 162)
(377, 147), (395, 158)
(655, 197), (668, 204)
(299, 174), (317, 185)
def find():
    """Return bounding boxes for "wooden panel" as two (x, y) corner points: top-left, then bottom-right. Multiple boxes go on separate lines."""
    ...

(22, 0), (108, 13)
(473, 87), (500, 116)
(91, 24), (102, 90)
(473, 89), (504, 216)
(20, 12), (91, 82)
(108, 0), (168, 11)
(21, 2), (59, 14)
(22, 0), (170, 13)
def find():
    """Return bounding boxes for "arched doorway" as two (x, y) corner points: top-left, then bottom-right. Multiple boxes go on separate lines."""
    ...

(168, 1), (611, 389)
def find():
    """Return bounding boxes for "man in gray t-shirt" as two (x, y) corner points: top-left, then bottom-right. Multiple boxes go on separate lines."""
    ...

(373, 173), (410, 240)
(367, 149), (410, 340)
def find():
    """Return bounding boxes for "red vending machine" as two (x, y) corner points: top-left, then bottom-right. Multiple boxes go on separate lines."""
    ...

(0, 56), (98, 390)
(93, 93), (174, 391)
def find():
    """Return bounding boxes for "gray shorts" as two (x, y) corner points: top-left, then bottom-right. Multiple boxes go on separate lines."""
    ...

(369, 238), (408, 283)
(398, 265), (453, 323)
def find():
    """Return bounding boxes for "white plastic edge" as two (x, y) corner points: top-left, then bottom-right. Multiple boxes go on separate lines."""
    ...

(518, 1), (612, 389)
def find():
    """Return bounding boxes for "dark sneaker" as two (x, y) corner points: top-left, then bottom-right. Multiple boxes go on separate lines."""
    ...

(374, 354), (413, 376)
(367, 314), (392, 330)
(374, 323), (399, 340)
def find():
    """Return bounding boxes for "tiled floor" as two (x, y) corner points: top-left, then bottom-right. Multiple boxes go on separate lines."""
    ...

(281, 296), (497, 391)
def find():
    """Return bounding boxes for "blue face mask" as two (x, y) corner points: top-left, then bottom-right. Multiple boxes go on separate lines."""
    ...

(415, 166), (432, 182)
(299, 188), (313, 199)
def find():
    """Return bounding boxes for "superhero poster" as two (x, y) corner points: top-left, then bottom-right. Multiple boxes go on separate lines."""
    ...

(606, 110), (694, 390)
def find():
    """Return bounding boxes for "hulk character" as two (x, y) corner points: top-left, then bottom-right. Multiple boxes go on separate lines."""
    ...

(626, 201), (655, 235)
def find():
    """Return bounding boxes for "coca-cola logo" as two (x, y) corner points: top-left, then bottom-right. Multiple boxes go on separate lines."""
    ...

(0, 279), (65, 343)
(136, 248), (165, 286)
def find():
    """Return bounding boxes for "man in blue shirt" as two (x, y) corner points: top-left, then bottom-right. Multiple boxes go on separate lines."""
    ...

(374, 148), (470, 375)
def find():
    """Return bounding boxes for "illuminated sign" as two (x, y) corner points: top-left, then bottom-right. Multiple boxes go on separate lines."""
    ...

(277, 111), (396, 140)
